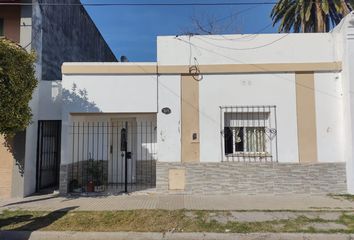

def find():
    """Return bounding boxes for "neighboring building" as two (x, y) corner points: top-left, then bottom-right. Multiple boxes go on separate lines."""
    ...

(59, 13), (354, 196)
(0, 0), (117, 198)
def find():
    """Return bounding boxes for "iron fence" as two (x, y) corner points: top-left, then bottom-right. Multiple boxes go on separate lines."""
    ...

(220, 106), (278, 162)
(68, 121), (157, 194)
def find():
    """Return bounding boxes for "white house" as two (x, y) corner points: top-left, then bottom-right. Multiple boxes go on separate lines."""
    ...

(6, 12), (354, 197)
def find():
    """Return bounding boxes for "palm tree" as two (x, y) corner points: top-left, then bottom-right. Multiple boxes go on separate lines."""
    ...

(271, 0), (354, 33)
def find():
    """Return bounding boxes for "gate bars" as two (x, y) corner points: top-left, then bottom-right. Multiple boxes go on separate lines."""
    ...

(68, 121), (157, 194)
(36, 120), (62, 191)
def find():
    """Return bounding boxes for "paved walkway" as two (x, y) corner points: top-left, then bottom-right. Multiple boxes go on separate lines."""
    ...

(1, 231), (354, 240)
(0, 192), (353, 211)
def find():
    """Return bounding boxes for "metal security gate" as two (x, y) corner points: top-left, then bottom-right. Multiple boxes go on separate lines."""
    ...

(69, 120), (156, 194)
(109, 119), (135, 193)
(36, 120), (62, 191)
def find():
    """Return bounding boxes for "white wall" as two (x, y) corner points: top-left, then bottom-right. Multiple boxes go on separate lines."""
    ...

(314, 72), (344, 163)
(157, 33), (339, 65)
(199, 73), (298, 163)
(38, 81), (62, 120)
(339, 12), (354, 193)
(61, 74), (158, 113)
(156, 28), (350, 166)
(155, 72), (345, 164)
(156, 75), (181, 162)
(23, 85), (39, 196)
(60, 73), (159, 170)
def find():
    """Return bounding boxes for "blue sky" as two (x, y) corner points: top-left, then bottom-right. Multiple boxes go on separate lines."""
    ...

(81, 0), (278, 62)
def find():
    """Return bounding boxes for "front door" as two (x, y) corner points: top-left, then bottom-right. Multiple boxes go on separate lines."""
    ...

(109, 119), (136, 192)
(36, 120), (61, 191)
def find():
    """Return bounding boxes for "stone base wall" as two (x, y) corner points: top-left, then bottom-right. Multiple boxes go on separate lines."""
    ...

(156, 162), (347, 194)
(59, 164), (68, 194)
(136, 160), (156, 185)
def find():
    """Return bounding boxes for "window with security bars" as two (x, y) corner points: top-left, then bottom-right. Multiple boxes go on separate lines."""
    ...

(220, 106), (278, 162)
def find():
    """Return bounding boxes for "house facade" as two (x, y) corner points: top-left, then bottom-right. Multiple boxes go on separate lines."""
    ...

(0, 0), (117, 198)
(56, 13), (354, 195)
(3, 8), (354, 197)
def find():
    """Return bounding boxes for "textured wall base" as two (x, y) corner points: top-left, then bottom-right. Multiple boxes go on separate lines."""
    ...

(156, 162), (347, 194)
(59, 164), (68, 195)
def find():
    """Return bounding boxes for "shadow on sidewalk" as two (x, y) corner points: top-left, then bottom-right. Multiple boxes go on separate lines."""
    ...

(0, 206), (77, 240)
(2, 195), (59, 207)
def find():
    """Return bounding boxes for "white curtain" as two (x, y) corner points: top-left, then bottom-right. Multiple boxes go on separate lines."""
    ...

(245, 127), (265, 152)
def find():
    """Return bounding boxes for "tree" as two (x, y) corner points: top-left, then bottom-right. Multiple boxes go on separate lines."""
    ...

(271, 0), (354, 33)
(0, 38), (37, 137)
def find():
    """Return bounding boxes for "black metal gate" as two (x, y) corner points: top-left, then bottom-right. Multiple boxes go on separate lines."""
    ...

(69, 121), (156, 194)
(36, 120), (62, 191)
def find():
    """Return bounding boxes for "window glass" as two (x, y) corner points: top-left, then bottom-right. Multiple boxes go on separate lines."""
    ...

(221, 106), (278, 161)
(224, 126), (265, 154)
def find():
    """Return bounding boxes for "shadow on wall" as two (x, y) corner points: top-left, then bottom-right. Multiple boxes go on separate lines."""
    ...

(61, 84), (100, 113)
(0, 206), (78, 240)
(3, 131), (26, 177)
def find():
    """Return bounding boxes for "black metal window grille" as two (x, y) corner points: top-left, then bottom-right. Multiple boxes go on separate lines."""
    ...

(220, 106), (278, 162)
(69, 121), (157, 194)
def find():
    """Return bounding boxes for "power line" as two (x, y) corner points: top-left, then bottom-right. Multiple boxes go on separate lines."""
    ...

(0, 1), (279, 6)
(194, 33), (290, 50)
(196, 23), (273, 41)
(207, 6), (258, 24)
(1, 0), (343, 6)
(175, 36), (344, 101)
(183, 6), (259, 37)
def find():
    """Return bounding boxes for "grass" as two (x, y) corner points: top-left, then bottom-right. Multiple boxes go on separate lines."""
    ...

(1, 209), (354, 233)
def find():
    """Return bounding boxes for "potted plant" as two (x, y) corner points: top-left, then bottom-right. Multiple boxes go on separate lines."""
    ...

(69, 179), (81, 193)
(87, 159), (107, 193)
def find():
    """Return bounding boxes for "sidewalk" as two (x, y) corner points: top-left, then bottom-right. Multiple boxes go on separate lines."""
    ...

(0, 192), (353, 211)
(1, 231), (354, 240)
(1, 193), (354, 239)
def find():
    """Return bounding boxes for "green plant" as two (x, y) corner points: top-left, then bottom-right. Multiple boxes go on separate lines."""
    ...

(69, 179), (79, 192)
(271, 0), (353, 33)
(87, 159), (107, 186)
(0, 39), (37, 137)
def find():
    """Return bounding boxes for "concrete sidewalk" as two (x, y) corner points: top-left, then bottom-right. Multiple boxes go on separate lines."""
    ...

(1, 231), (354, 240)
(0, 192), (353, 211)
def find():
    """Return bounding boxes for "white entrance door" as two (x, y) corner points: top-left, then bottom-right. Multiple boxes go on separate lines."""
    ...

(109, 119), (136, 184)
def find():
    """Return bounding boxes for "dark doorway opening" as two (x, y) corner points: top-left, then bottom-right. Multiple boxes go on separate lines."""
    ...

(36, 120), (61, 191)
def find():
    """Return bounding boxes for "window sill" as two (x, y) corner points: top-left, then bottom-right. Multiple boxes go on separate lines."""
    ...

(226, 152), (272, 158)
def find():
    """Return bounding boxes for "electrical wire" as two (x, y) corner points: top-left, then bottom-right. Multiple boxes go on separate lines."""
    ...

(130, 63), (222, 128)
(194, 33), (290, 50)
(196, 23), (273, 41)
(127, 33), (345, 133)
(0, 0), (344, 6)
(204, 6), (259, 25)
(180, 5), (261, 36)
(0, 1), (279, 6)
(175, 36), (344, 101)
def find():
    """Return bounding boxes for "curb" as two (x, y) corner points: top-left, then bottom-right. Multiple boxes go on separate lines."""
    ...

(1, 231), (354, 240)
